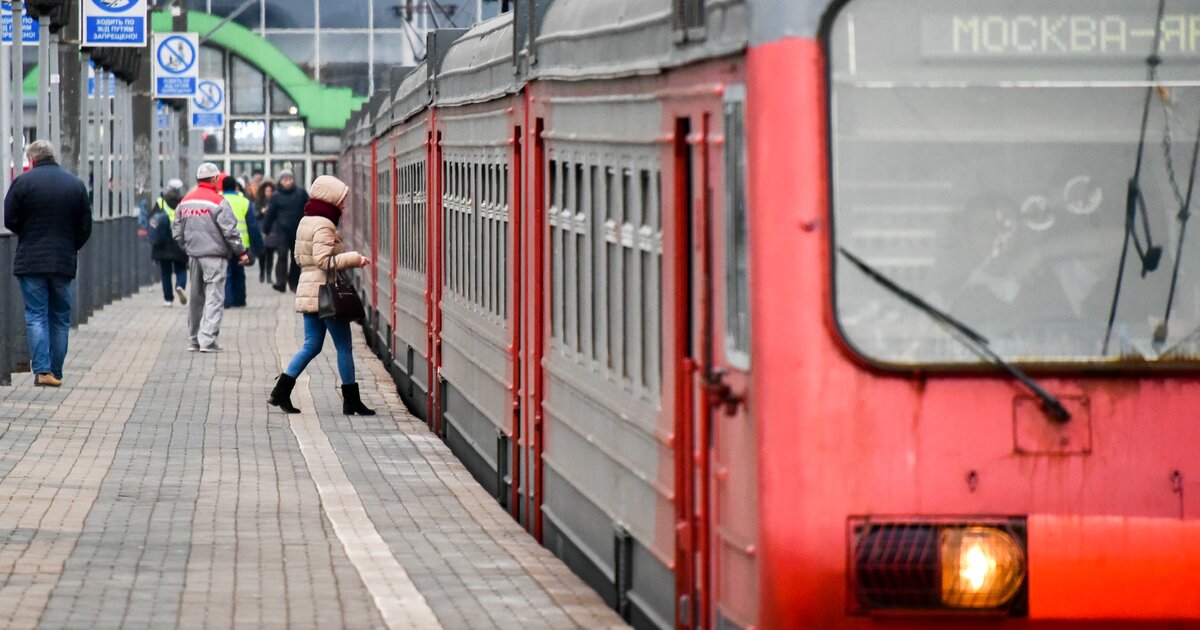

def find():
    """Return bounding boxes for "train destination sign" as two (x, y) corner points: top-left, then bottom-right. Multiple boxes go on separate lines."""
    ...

(923, 13), (1200, 57)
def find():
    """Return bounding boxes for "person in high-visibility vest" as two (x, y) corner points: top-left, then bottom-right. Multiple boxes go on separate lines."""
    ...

(221, 176), (262, 308)
(147, 179), (189, 307)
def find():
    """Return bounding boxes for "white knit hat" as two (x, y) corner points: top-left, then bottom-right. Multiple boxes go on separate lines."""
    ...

(308, 175), (350, 207)
(167, 178), (184, 190)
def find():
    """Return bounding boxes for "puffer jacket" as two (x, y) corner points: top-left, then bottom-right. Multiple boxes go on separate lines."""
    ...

(2, 159), (92, 278)
(293, 215), (362, 313)
(172, 180), (246, 259)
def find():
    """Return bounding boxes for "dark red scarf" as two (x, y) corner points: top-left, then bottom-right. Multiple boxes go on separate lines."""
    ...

(304, 198), (343, 226)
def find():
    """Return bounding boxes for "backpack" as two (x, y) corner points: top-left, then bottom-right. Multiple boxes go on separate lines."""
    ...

(148, 211), (171, 247)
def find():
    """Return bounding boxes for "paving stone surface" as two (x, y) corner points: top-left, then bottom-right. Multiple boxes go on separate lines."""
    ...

(0, 281), (627, 630)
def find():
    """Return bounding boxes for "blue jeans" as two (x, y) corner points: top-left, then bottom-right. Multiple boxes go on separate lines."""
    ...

(18, 274), (74, 378)
(224, 259), (246, 308)
(285, 313), (356, 385)
(159, 259), (187, 302)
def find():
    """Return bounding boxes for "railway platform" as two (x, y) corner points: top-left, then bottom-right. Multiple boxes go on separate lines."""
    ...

(0, 281), (626, 630)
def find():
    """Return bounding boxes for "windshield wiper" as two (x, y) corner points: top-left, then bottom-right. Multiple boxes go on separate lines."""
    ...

(839, 247), (1071, 422)
(1103, 0), (1170, 355)
(1154, 84), (1200, 345)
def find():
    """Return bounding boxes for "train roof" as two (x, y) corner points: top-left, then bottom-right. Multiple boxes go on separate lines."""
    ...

(438, 13), (518, 106)
(348, 0), (830, 145)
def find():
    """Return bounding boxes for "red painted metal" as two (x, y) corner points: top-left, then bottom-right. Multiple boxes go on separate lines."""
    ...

(390, 139), (399, 344)
(509, 120), (524, 520)
(694, 113), (715, 630)
(671, 116), (697, 629)
(529, 114), (547, 542)
(370, 140), (379, 308)
(425, 122), (442, 434)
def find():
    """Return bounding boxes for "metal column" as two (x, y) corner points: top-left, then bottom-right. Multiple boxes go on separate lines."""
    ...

(36, 20), (48, 141)
(80, 53), (91, 189)
(11, 1), (25, 166)
(99, 69), (109, 219)
(48, 32), (61, 151)
(1, 40), (11, 198)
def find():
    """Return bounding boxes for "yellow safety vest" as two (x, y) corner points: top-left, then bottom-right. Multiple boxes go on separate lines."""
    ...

(157, 197), (176, 223)
(224, 192), (252, 249)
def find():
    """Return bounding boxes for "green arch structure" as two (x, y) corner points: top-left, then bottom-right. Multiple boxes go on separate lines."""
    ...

(24, 11), (365, 131)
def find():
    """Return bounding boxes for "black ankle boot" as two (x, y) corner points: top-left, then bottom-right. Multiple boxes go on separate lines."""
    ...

(268, 374), (301, 414)
(342, 383), (376, 416)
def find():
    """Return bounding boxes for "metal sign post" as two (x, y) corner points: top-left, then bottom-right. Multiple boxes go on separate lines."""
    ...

(81, 0), (147, 47)
(9, 0), (25, 173)
(151, 32), (197, 98)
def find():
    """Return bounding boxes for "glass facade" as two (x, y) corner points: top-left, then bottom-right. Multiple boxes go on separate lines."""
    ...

(187, 0), (492, 97)
(189, 0), (504, 185)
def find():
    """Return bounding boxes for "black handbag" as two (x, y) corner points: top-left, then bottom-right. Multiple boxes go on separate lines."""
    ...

(317, 258), (365, 321)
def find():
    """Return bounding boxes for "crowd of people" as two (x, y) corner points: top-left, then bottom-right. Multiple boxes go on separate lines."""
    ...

(4, 142), (375, 416)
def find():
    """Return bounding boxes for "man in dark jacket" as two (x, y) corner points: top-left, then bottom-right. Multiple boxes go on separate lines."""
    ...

(2, 141), (92, 387)
(147, 179), (188, 307)
(261, 169), (307, 293)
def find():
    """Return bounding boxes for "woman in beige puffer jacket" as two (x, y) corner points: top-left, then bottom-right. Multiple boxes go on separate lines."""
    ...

(268, 175), (375, 416)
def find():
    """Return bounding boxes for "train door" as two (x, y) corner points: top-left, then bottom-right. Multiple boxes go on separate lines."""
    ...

(426, 125), (444, 433)
(709, 85), (755, 630)
(674, 86), (754, 629)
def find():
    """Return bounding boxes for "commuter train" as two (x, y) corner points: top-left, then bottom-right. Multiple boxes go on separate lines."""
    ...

(340, 0), (1200, 627)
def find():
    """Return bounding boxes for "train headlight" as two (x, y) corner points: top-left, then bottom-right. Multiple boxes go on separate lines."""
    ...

(849, 518), (1027, 616)
(939, 526), (1025, 608)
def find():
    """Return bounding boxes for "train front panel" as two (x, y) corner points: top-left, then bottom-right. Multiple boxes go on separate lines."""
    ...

(754, 0), (1200, 626)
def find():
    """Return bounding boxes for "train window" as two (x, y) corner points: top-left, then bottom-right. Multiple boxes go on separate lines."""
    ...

(673, 0), (706, 42)
(828, 0), (1200, 367)
(724, 85), (751, 369)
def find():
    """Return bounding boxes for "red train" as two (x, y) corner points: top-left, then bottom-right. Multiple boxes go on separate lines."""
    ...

(340, 0), (1200, 627)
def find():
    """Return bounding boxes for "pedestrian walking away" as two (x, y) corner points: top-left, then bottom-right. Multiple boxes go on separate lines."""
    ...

(261, 169), (307, 293)
(255, 179), (275, 283)
(2, 141), (92, 387)
(221, 175), (264, 308)
(147, 178), (189, 307)
(173, 162), (249, 353)
(269, 175), (375, 416)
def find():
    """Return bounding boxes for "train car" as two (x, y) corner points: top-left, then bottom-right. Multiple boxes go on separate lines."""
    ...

(343, 0), (1200, 627)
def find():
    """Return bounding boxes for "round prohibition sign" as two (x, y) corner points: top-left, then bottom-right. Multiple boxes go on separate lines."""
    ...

(193, 81), (223, 112)
(157, 35), (196, 76)
(90, 0), (139, 12)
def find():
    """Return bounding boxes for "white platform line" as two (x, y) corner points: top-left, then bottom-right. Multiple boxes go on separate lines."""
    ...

(275, 305), (441, 630)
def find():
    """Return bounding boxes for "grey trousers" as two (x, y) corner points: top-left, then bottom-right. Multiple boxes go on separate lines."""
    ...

(188, 257), (228, 348)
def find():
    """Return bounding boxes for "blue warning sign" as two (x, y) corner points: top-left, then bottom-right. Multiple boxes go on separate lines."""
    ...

(153, 33), (198, 98)
(83, 0), (147, 47)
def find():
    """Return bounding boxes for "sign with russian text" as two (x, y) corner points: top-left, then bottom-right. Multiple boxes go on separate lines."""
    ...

(189, 79), (225, 129)
(153, 33), (198, 98)
(1, 2), (39, 45)
(922, 12), (1200, 59)
(82, 0), (147, 47)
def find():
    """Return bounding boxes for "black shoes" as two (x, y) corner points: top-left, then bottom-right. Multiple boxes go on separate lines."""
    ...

(271, 376), (375, 416)
(342, 383), (376, 416)
(268, 373), (301, 414)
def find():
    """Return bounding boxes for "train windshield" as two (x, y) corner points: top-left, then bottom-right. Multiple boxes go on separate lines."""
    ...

(829, 0), (1200, 367)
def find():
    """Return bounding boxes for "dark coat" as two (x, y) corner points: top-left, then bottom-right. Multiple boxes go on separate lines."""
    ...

(262, 184), (308, 250)
(3, 159), (92, 278)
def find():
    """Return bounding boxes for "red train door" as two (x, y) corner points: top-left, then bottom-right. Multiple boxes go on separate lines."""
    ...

(675, 90), (754, 629)
(708, 85), (756, 630)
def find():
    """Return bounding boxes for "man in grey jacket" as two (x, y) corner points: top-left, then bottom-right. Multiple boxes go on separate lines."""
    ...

(173, 163), (249, 352)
